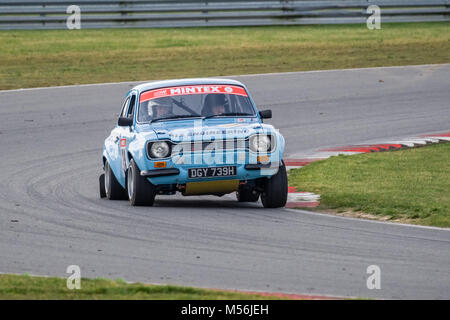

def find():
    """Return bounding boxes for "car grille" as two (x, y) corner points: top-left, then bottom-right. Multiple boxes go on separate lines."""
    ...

(173, 139), (247, 154)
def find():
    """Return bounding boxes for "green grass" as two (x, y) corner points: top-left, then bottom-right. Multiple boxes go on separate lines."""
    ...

(288, 143), (450, 227)
(0, 22), (449, 89)
(0, 274), (283, 300)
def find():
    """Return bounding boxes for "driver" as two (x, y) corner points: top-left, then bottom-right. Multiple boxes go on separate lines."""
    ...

(150, 97), (174, 119)
(202, 94), (228, 117)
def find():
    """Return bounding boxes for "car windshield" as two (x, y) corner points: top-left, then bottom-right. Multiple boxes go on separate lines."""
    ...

(137, 85), (256, 123)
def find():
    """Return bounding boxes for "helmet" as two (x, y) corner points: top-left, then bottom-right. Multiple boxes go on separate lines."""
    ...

(202, 94), (228, 117)
(149, 97), (173, 118)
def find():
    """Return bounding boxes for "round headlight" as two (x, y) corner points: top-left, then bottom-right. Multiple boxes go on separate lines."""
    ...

(249, 135), (271, 152)
(150, 141), (170, 158)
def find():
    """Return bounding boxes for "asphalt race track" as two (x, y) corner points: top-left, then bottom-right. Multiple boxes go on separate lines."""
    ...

(0, 64), (449, 299)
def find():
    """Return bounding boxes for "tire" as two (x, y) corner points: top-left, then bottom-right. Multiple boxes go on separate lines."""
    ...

(105, 160), (127, 200)
(127, 159), (156, 206)
(261, 161), (288, 208)
(236, 188), (260, 202)
(99, 173), (106, 198)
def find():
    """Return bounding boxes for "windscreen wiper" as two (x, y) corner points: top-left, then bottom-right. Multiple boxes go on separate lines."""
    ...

(151, 114), (202, 122)
(203, 112), (254, 119)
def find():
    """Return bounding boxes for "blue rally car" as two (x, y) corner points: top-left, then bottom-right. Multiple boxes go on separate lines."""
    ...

(99, 78), (288, 208)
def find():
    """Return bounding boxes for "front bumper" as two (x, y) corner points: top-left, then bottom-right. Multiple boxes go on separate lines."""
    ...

(141, 162), (278, 178)
(143, 163), (279, 185)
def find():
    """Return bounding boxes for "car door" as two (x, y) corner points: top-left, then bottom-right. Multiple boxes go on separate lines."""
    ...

(105, 94), (131, 187)
(117, 92), (137, 181)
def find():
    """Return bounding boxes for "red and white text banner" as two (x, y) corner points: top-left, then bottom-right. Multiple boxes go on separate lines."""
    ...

(140, 85), (248, 102)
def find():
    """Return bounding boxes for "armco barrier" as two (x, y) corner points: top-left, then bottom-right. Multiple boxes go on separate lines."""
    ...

(0, 0), (449, 30)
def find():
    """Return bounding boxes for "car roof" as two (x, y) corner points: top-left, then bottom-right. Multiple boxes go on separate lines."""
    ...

(132, 78), (247, 93)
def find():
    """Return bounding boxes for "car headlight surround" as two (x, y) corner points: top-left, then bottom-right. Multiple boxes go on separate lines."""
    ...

(148, 141), (171, 159)
(249, 134), (273, 153)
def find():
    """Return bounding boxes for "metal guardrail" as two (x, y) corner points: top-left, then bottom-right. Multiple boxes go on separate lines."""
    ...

(0, 0), (448, 30)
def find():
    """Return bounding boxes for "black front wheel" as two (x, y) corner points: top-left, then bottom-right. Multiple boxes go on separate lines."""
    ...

(127, 159), (156, 206)
(261, 161), (288, 208)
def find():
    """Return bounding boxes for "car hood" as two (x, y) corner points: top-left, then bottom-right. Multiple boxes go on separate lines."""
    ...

(136, 118), (274, 142)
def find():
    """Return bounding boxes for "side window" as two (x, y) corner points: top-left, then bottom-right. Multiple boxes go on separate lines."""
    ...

(120, 97), (130, 118)
(127, 94), (136, 117)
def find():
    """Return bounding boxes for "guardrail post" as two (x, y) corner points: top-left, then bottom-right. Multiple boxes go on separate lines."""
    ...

(280, 0), (291, 21)
(120, 1), (127, 26)
(41, 3), (46, 28)
(446, 0), (450, 19)
(203, 1), (209, 25)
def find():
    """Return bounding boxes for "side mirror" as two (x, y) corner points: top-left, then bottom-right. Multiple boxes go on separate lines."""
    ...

(259, 109), (272, 119)
(118, 117), (133, 127)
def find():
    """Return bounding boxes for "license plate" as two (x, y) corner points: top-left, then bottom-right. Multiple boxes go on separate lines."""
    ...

(188, 166), (237, 178)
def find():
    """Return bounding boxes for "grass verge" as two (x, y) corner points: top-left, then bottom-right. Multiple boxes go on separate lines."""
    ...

(1, 22), (449, 90)
(288, 143), (450, 227)
(0, 274), (285, 300)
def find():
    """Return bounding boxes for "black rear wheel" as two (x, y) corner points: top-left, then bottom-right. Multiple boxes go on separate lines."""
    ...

(105, 161), (127, 200)
(127, 159), (156, 206)
(261, 161), (288, 208)
(99, 173), (106, 198)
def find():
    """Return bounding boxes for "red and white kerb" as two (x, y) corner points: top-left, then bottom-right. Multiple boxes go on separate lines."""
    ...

(140, 85), (248, 103)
